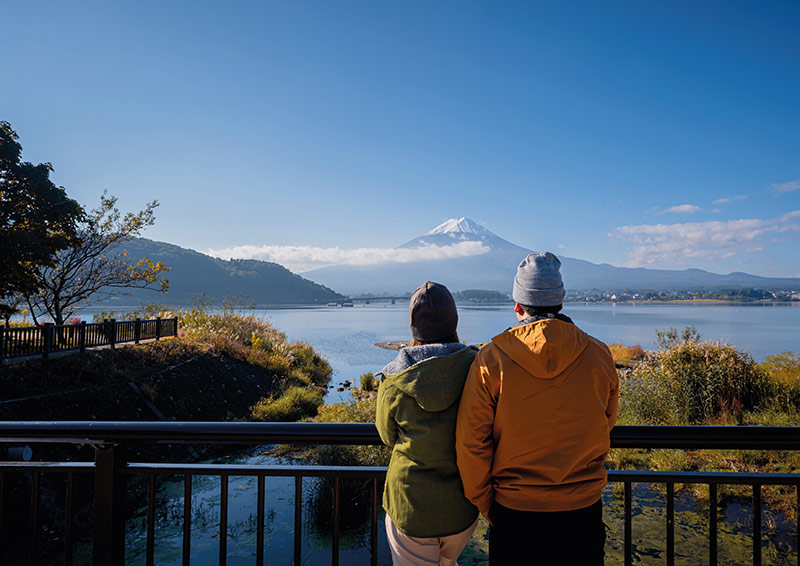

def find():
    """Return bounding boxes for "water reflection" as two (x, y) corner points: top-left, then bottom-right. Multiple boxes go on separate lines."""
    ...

(124, 458), (800, 565)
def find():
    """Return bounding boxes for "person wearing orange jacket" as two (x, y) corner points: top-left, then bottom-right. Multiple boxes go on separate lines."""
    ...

(456, 252), (618, 565)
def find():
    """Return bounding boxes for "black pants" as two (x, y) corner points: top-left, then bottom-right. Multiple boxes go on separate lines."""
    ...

(489, 499), (606, 565)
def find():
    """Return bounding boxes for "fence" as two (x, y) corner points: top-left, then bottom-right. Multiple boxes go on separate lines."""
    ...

(1, 423), (799, 566)
(0, 317), (178, 362)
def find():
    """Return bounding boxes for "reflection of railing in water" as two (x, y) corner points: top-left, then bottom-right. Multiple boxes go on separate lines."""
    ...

(1, 423), (799, 565)
(0, 317), (178, 361)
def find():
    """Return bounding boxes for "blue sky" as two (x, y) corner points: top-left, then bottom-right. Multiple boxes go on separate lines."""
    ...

(5, 1), (799, 277)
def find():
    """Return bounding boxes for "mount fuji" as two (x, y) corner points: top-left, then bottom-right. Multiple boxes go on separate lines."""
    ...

(301, 217), (800, 296)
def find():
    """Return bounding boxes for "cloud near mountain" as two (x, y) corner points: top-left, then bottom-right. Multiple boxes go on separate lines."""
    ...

(206, 241), (490, 272)
(612, 210), (800, 267)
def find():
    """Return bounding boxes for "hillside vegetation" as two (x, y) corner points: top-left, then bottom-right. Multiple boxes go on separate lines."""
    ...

(0, 301), (331, 423)
(102, 238), (344, 306)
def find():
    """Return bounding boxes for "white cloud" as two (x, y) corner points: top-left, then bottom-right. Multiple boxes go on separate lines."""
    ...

(713, 195), (748, 205)
(662, 204), (702, 214)
(770, 179), (800, 194)
(205, 241), (490, 272)
(611, 211), (800, 267)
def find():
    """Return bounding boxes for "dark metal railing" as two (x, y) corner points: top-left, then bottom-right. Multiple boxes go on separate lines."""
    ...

(0, 317), (178, 361)
(1, 422), (799, 565)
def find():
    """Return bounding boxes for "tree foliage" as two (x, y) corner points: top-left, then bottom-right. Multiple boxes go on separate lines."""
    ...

(0, 121), (82, 308)
(26, 193), (170, 325)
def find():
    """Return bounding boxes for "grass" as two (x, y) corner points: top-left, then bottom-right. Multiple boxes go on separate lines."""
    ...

(611, 327), (800, 517)
(251, 386), (324, 421)
(174, 299), (331, 421)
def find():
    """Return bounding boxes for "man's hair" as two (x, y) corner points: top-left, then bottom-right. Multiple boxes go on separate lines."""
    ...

(518, 304), (562, 317)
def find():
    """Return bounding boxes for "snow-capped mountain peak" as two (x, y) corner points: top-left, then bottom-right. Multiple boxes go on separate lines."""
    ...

(426, 217), (489, 236)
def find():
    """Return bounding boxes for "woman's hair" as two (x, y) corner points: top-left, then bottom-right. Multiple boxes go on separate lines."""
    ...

(410, 332), (460, 347)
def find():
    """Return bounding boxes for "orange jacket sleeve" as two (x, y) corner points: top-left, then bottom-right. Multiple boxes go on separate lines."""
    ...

(456, 351), (499, 520)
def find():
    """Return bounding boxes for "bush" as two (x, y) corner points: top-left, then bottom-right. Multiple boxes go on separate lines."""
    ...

(607, 343), (645, 367)
(359, 372), (376, 391)
(759, 351), (800, 412)
(761, 350), (800, 383)
(619, 335), (768, 424)
(288, 343), (332, 387)
(655, 325), (701, 349)
(251, 386), (324, 422)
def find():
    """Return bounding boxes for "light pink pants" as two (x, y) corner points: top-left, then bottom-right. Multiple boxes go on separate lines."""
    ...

(384, 514), (479, 566)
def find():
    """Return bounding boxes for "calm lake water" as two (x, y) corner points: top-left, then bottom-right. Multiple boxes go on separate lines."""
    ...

(260, 302), (800, 404)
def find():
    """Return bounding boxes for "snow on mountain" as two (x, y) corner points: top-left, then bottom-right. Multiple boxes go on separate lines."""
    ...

(426, 217), (489, 236)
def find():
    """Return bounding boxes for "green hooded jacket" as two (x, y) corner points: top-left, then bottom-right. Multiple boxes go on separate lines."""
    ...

(376, 344), (479, 537)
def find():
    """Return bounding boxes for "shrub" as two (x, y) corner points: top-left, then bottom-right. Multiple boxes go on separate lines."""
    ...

(177, 304), (331, 390)
(655, 325), (701, 349)
(760, 350), (800, 383)
(359, 372), (376, 391)
(251, 386), (324, 422)
(759, 351), (800, 412)
(619, 337), (768, 424)
(288, 343), (332, 387)
(607, 343), (645, 367)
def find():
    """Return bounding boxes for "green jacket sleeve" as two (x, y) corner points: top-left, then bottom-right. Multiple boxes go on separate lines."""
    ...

(375, 376), (398, 448)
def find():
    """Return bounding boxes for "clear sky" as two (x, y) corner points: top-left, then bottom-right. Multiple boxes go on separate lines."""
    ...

(5, 1), (799, 277)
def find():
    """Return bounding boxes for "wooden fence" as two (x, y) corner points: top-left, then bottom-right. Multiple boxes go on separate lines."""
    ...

(0, 317), (178, 362)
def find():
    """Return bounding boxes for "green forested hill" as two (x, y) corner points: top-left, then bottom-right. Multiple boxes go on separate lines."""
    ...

(103, 238), (344, 306)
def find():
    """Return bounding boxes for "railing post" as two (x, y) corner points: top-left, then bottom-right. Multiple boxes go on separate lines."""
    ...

(0, 326), (5, 362)
(134, 318), (141, 344)
(79, 321), (87, 353)
(155, 317), (161, 341)
(42, 323), (53, 359)
(94, 442), (127, 566)
(109, 319), (117, 350)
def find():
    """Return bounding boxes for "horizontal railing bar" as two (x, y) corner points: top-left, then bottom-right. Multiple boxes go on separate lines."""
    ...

(3, 461), (797, 487)
(0, 421), (384, 445)
(1, 462), (796, 486)
(2, 423), (800, 449)
(608, 470), (800, 485)
(125, 463), (387, 478)
(0, 462), (94, 472)
(611, 425), (800, 449)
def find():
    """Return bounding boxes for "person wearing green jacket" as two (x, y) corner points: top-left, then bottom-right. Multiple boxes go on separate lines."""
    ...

(376, 281), (479, 566)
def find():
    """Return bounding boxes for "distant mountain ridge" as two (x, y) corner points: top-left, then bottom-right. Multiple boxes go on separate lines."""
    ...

(303, 217), (800, 295)
(103, 238), (344, 306)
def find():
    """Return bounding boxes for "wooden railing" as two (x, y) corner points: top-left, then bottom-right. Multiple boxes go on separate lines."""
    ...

(0, 317), (178, 361)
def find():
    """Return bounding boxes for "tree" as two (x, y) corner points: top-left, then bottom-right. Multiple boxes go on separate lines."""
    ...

(25, 193), (170, 325)
(0, 121), (83, 313)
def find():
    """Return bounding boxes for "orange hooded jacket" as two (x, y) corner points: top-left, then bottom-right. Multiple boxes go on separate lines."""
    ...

(456, 316), (618, 518)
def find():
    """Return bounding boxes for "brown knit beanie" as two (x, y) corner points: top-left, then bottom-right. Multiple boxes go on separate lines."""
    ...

(409, 281), (458, 342)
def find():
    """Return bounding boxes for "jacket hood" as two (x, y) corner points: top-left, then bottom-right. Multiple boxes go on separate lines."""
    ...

(492, 318), (589, 379)
(379, 344), (476, 412)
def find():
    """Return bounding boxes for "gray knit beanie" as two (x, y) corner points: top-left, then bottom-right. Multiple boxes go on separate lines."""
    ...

(512, 252), (566, 307)
(409, 281), (458, 342)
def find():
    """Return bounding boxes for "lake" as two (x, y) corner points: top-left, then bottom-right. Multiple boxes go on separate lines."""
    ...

(259, 302), (800, 404)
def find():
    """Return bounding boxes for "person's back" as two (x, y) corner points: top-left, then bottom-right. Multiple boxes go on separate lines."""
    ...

(377, 282), (479, 566)
(456, 253), (618, 565)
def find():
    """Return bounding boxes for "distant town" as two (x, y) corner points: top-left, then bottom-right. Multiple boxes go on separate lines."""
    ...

(350, 288), (800, 304)
(570, 288), (800, 304)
